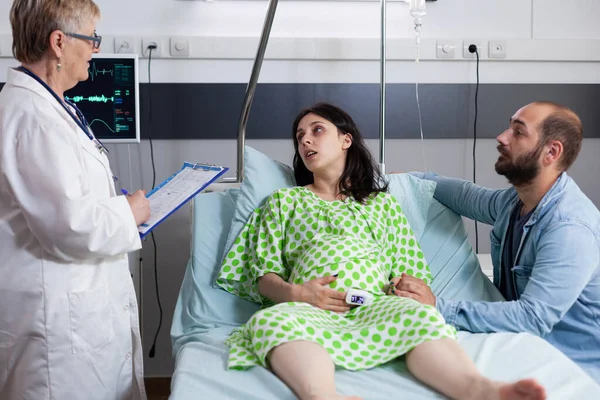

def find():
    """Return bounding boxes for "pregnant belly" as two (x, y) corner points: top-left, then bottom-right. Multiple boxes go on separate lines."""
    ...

(287, 235), (388, 295)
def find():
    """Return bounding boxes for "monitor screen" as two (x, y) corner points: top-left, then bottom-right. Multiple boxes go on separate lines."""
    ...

(64, 53), (140, 143)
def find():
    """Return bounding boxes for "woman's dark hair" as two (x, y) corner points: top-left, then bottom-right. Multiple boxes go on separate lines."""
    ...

(292, 102), (388, 203)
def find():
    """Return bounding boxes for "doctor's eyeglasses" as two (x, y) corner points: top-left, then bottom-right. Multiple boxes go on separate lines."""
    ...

(65, 31), (102, 49)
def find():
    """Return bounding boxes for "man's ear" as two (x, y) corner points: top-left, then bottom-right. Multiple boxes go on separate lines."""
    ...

(544, 140), (563, 167)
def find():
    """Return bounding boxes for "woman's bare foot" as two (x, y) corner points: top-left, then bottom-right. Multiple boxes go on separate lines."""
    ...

(308, 396), (362, 400)
(469, 377), (546, 400)
(498, 379), (546, 400)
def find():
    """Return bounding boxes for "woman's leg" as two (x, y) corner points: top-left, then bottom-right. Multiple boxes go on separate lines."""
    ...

(268, 341), (362, 400)
(406, 338), (546, 400)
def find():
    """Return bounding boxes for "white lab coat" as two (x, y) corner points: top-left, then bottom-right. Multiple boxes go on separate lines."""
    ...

(0, 68), (146, 400)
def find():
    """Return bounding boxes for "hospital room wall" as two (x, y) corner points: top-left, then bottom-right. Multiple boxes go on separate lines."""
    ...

(1, 0), (600, 379)
(1, 0), (598, 40)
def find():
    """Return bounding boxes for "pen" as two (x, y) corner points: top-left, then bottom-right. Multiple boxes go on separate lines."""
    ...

(121, 188), (129, 196)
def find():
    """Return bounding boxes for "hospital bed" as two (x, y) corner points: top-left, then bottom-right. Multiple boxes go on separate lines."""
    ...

(168, 1), (600, 398)
(168, 147), (600, 399)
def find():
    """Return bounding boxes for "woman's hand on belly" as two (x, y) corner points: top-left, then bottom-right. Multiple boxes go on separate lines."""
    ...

(297, 275), (351, 313)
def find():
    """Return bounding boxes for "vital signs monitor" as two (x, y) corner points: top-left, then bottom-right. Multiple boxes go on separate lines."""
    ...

(64, 53), (140, 144)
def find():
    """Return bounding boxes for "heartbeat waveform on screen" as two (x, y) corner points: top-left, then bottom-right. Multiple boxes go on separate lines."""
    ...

(65, 95), (115, 103)
(88, 64), (114, 81)
(90, 118), (130, 133)
(89, 119), (115, 133)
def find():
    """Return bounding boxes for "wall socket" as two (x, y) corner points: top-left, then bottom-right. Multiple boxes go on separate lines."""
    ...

(170, 37), (190, 57)
(436, 40), (458, 59)
(142, 38), (161, 58)
(114, 36), (134, 54)
(489, 40), (507, 59)
(463, 40), (485, 59)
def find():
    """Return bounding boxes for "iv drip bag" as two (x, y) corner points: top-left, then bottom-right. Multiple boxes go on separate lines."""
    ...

(410, 0), (426, 24)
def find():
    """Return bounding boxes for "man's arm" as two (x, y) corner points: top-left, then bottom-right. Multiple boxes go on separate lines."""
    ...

(411, 172), (511, 226)
(436, 223), (598, 335)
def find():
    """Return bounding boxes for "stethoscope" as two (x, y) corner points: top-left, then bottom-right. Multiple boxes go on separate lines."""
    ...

(17, 66), (109, 156)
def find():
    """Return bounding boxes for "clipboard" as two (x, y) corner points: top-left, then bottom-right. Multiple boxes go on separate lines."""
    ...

(138, 162), (228, 238)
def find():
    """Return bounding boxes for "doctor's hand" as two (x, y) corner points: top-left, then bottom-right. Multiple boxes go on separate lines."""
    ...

(298, 276), (351, 313)
(387, 273), (436, 307)
(126, 190), (151, 226)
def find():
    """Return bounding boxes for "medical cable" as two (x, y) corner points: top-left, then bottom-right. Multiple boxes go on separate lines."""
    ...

(148, 48), (157, 190)
(410, 0), (427, 171)
(415, 53), (427, 172)
(127, 144), (133, 195)
(469, 44), (480, 254)
(146, 45), (163, 359)
(415, 62), (426, 171)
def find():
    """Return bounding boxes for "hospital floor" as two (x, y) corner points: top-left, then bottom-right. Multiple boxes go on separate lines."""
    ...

(146, 378), (171, 400)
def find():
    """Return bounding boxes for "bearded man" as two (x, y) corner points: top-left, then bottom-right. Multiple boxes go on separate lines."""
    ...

(398, 102), (600, 383)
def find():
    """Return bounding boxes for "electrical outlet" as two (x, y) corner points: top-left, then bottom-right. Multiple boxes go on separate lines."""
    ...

(463, 41), (485, 59)
(489, 40), (507, 59)
(436, 40), (457, 59)
(170, 37), (190, 57)
(142, 38), (161, 58)
(114, 36), (134, 54)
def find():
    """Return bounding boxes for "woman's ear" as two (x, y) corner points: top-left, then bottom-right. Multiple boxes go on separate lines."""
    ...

(49, 30), (65, 59)
(342, 133), (353, 150)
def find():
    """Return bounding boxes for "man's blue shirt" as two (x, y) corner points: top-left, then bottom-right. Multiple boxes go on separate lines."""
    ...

(416, 172), (600, 383)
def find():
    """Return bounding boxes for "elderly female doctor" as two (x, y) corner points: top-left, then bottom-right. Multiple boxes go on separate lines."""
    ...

(0, 0), (151, 399)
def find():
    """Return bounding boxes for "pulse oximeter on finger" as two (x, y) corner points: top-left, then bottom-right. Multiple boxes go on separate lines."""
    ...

(345, 288), (373, 306)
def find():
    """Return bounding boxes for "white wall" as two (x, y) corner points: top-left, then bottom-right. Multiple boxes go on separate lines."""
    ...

(1, 0), (600, 378)
(0, 0), (535, 38)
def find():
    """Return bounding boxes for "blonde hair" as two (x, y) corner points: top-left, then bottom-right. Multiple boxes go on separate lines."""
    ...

(10, 0), (101, 63)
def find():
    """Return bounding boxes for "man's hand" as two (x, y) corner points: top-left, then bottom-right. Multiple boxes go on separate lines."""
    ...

(387, 273), (436, 307)
(298, 276), (350, 313)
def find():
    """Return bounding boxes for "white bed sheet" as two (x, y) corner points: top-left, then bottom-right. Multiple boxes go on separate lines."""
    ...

(170, 329), (600, 400)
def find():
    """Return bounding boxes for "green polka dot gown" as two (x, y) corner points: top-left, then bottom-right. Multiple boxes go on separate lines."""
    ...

(216, 187), (456, 371)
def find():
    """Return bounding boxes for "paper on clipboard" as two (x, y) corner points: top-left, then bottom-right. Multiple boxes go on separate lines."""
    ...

(138, 162), (228, 238)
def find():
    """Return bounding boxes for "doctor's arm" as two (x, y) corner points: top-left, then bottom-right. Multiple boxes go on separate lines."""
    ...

(436, 223), (598, 335)
(3, 120), (141, 262)
(411, 172), (509, 225)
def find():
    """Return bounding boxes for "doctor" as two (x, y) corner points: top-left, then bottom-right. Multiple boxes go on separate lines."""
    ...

(0, 0), (150, 399)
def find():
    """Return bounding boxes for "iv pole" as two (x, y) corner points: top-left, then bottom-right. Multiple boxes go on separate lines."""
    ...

(235, 0), (279, 183)
(233, 0), (392, 181)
